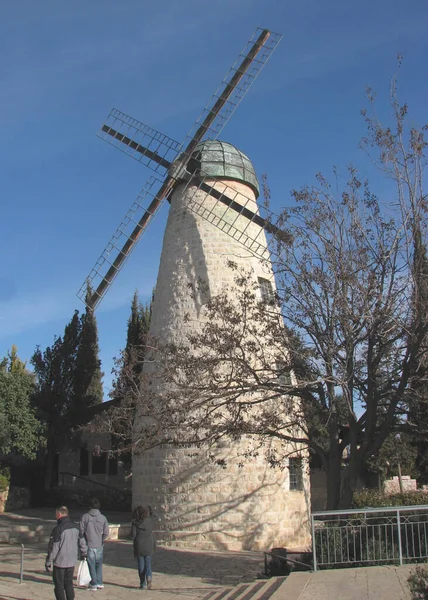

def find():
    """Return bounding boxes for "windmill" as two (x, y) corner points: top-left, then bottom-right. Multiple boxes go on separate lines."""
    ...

(78, 28), (311, 551)
(77, 28), (282, 308)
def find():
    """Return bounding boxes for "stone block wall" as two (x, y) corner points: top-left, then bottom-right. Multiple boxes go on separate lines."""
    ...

(133, 442), (311, 551)
(134, 177), (312, 551)
(383, 475), (418, 494)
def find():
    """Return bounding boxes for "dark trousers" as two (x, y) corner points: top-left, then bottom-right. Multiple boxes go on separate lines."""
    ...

(53, 566), (75, 600)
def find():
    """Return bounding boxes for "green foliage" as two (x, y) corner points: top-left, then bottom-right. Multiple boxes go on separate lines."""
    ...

(366, 432), (419, 478)
(31, 298), (104, 488)
(105, 291), (152, 468)
(0, 347), (42, 459)
(0, 466), (11, 491)
(408, 566), (428, 600)
(315, 524), (398, 569)
(0, 475), (9, 492)
(73, 289), (103, 414)
(352, 489), (428, 508)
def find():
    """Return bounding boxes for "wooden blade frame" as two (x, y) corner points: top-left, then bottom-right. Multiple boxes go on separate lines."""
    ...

(78, 28), (282, 309)
(96, 110), (182, 176)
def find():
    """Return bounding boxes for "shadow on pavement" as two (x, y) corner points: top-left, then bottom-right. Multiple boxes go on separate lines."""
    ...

(0, 570), (50, 585)
(103, 540), (262, 585)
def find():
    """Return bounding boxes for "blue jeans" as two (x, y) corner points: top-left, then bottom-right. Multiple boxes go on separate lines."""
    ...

(87, 546), (104, 588)
(137, 555), (152, 588)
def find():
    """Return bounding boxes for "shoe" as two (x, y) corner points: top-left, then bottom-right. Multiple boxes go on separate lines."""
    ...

(147, 579), (152, 590)
(97, 585), (104, 589)
(88, 586), (98, 591)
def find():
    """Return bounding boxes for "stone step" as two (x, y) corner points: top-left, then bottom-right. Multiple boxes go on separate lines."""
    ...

(269, 572), (311, 600)
(207, 577), (287, 600)
(0, 516), (131, 544)
(0, 522), (52, 544)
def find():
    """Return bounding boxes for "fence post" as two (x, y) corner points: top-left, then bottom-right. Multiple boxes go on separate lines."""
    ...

(311, 514), (317, 571)
(396, 509), (403, 566)
(19, 544), (24, 583)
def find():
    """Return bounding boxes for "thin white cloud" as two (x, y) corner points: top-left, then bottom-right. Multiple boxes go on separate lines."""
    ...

(0, 269), (156, 340)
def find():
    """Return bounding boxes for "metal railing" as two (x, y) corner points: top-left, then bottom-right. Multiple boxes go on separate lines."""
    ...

(311, 505), (428, 570)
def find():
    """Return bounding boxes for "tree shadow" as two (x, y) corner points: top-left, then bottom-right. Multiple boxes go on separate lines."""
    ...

(0, 569), (50, 585)
(103, 540), (261, 586)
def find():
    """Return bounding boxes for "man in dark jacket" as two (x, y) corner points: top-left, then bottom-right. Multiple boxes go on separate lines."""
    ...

(46, 506), (87, 600)
(79, 497), (110, 591)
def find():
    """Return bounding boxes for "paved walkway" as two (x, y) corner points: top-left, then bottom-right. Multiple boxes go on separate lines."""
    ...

(0, 539), (418, 600)
(0, 539), (263, 600)
(279, 566), (415, 600)
(0, 509), (419, 600)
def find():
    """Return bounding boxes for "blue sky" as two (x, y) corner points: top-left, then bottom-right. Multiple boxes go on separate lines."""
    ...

(1, 0), (427, 395)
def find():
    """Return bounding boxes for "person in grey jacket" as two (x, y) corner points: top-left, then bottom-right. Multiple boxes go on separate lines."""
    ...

(45, 506), (87, 600)
(131, 505), (156, 589)
(79, 498), (110, 591)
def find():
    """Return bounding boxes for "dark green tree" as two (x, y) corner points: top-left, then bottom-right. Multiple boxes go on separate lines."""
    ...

(73, 289), (103, 420)
(31, 337), (66, 488)
(87, 291), (152, 466)
(0, 346), (42, 460)
(31, 302), (102, 489)
(125, 290), (152, 378)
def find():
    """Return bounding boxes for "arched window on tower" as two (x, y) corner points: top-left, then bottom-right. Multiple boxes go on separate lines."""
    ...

(289, 458), (303, 491)
(258, 277), (275, 304)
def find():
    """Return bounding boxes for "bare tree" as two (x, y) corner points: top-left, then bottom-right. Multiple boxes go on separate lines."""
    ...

(93, 75), (428, 510)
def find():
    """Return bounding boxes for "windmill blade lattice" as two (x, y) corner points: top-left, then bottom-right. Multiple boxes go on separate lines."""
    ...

(77, 175), (166, 306)
(79, 27), (282, 309)
(183, 28), (282, 148)
(97, 109), (182, 176)
(181, 172), (280, 263)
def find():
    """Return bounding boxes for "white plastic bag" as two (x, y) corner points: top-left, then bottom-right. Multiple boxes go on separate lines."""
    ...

(76, 559), (91, 588)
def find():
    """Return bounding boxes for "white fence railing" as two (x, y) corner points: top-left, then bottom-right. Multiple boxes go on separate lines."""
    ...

(311, 505), (428, 571)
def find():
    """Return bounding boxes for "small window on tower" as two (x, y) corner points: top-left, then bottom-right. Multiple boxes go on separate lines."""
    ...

(289, 458), (303, 491)
(258, 277), (274, 303)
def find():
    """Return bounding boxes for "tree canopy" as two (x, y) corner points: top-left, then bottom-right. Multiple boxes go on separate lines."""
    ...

(31, 296), (103, 488)
(0, 346), (42, 459)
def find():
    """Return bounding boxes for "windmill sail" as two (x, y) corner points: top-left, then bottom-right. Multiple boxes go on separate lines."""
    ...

(183, 28), (282, 147)
(97, 109), (182, 176)
(77, 175), (166, 306)
(79, 27), (282, 309)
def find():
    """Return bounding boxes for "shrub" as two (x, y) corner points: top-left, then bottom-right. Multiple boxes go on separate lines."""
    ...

(408, 566), (428, 600)
(352, 489), (428, 509)
(0, 466), (11, 492)
(0, 475), (9, 492)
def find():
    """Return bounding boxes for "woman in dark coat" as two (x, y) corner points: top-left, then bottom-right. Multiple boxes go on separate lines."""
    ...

(131, 505), (156, 589)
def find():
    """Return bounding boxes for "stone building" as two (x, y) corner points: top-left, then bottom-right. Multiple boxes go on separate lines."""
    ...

(133, 141), (311, 551)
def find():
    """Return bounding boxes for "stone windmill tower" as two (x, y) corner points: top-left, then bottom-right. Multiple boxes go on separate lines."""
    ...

(79, 29), (311, 551)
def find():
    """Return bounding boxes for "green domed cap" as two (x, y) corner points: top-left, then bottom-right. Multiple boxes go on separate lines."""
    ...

(184, 140), (260, 198)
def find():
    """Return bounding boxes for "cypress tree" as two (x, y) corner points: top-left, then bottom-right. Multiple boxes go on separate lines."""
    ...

(31, 336), (67, 489)
(108, 291), (152, 467)
(62, 310), (82, 425)
(125, 290), (141, 357)
(73, 287), (103, 420)
(123, 290), (153, 381)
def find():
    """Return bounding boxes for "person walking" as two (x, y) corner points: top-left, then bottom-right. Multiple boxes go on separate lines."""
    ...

(131, 505), (156, 590)
(79, 498), (110, 591)
(45, 505), (87, 600)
